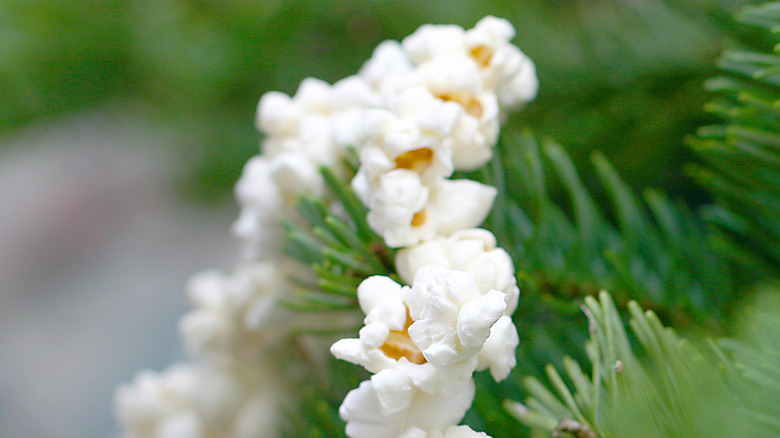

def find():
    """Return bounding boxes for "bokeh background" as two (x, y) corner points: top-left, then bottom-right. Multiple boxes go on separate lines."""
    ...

(0, 0), (759, 436)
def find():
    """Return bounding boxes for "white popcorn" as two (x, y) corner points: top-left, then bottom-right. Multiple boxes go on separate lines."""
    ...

(180, 263), (286, 364)
(258, 76), (379, 162)
(331, 275), (428, 375)
(350, 92), (459, 242)
(359, 40), (415, 99)
(421, 178), (497, 240)
(115, 365), (209, 438)
(354, 170), (496, 248)
(466, 16), (515, 50)
(446, 91), (500, 170)
(397, 20), (528, 170)
(230, 387), (286, 438)
(405, 267), (507, 384)
(349, 91), (455, 248)
(345, 17), (538, 248)
(268, 150), (325, 201)
(360, 18), (539, 175)
(238, 75), (382, 259)
(395, 228), (519, 315)
(115, 363), (282, 438)
(402, 24), (468, 64)
(399, 47), (500, 171)
(332, 268), (514, 438)
(411, 55), (483, 99)
(332, 268), (509, 385)
(339, 370), (476, 438)
(491, 43), (539, 114)
(396, 230), (520, 380)
(233, 156), (284, 260)
(358, 89), (459, 181)
(257, 76), (377, 134)
(232, 151), (337, 260)
(358, 169), (432, 248)
(401, 425), (492, 438)
(257, 78), (370, 192)
(261, 109), (334, 171)
(402, 61), (501, 171)
(466, 16), (538, 114)
(403, 16), (538, 118)
(477, 315), (519, 381)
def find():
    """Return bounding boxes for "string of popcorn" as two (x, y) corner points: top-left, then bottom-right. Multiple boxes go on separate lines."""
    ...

(115, 16), (537, 438)
(332, 16), (534, 437)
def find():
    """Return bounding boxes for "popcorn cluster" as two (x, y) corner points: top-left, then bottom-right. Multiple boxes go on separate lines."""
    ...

(115, 15), (536, 438)
(115, 261), (295, 438)
(331, 262), (520, 438)
(351, 16), (537, 248)
(115, 362), (283, 438)
(327, 16), (533, 438)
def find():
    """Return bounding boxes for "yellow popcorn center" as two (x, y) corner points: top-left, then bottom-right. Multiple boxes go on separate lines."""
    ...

(411, 209), (427, 227)
(379, 311), (426, 364)
(392, 149), (431, 228)
(394, 147), (434, 173)
(437, 93), (483, 119)
(470, 45), (493, 68)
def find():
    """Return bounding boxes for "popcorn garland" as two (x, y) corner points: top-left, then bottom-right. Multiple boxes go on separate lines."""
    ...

(115, 16), (537, 438)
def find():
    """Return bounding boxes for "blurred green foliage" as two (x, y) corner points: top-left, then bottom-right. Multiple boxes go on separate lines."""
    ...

(514, 289), (780, 438)
(0, 0), (760, 201)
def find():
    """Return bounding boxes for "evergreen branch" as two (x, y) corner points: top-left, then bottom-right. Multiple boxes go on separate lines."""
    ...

(508, 290), (780, 438)
(494, 130), (732, 325)
(690, 1), (780, 275)
(278, 165), (393, 318)
(319, 165), (375, 244)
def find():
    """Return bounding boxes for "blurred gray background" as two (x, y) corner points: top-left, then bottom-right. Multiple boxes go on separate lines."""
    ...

(0, 111), (236, 437)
